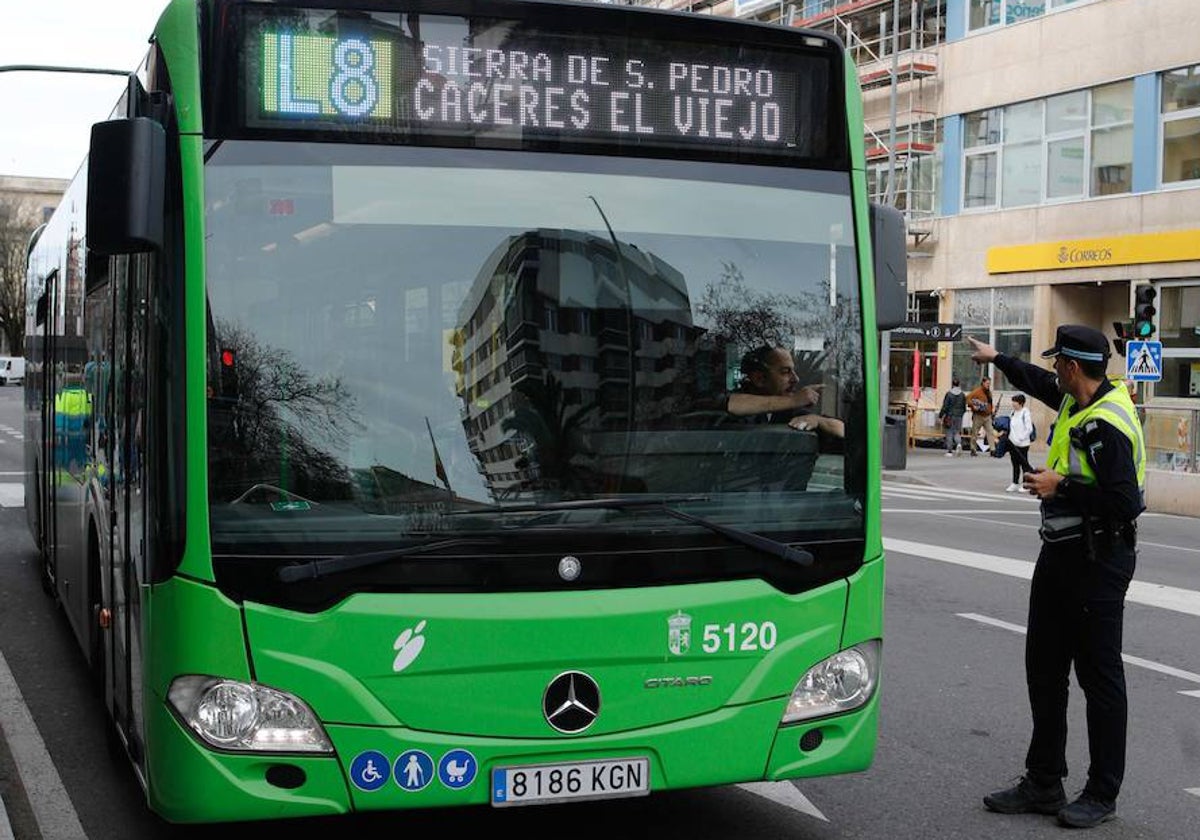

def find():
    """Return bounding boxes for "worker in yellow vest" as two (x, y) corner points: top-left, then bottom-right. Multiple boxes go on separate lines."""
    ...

(970, 326), (1144, 829)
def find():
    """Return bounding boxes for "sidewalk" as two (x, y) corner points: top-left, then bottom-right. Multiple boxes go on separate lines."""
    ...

(883, 442), (1039, 496)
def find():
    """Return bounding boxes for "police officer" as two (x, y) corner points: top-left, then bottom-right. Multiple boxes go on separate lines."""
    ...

(969, 325), (1144, 829)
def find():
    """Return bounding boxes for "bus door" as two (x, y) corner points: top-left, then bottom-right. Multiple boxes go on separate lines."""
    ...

(39, 269), (60, 587)
(85, 269), (114, 694)
(109, 253), (150, 759)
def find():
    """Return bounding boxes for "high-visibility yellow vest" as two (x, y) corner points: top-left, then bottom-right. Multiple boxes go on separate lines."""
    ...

(55, 387), (91, 417)
(1046, 381), (1146, 493)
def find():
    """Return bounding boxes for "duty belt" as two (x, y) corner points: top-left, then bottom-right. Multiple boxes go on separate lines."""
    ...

(1039, 511), (1136, 546)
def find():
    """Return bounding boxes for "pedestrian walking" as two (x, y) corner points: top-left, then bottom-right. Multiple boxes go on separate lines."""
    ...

(1003, 394), (1034, 492)
(966, 375), (999, 456)
(970, 326), (1145, 829)
(938, 377), (967, 456)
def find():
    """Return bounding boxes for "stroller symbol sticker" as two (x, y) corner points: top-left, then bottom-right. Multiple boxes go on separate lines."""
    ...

(438, 749), (477, 789)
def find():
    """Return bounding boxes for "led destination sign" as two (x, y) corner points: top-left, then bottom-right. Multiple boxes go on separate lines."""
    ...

(240, 7), (838, 160)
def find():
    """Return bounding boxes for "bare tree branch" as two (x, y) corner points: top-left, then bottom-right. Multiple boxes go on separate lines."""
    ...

(0, 197), (39, 355)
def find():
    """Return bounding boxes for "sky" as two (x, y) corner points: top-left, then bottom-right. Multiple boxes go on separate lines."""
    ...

(0, 1), (169, 181)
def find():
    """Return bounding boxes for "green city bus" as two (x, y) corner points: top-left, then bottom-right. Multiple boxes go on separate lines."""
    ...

(24, 0), (906, 823)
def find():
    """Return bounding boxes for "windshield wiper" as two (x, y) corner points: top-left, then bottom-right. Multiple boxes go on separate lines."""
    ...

(476, 496), (813, 567)
(278, 537), (499, 583)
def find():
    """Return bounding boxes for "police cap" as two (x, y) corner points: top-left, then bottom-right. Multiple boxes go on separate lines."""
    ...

(1040, 324), (1110, 363)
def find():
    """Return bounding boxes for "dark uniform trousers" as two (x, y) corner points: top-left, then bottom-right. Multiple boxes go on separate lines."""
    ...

(1025, 529), (1137, 802)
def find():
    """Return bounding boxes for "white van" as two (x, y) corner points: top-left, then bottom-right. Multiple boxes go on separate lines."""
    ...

(0, 357), (25, 386)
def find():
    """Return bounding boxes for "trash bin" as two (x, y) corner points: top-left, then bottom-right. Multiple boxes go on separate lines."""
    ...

(882, 414), (907, 470)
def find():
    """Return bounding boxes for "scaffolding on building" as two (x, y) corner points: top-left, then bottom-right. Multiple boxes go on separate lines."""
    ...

(632, 0), (943, 246)
(792, 0), (944, 247)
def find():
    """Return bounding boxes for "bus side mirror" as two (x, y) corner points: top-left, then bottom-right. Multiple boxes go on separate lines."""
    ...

(87, 118), (166, 255)
(869, 203), (907, 331)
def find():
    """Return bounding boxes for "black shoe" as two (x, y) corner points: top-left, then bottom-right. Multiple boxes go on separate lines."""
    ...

(983, 776), (1067, 815)
(1057, 794), (1116, 828)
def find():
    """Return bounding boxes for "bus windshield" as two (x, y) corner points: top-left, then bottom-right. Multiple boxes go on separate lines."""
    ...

(204, 142), (866, 570)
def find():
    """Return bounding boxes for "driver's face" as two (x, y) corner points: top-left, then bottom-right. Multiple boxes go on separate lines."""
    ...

(759, 349), (799, 396)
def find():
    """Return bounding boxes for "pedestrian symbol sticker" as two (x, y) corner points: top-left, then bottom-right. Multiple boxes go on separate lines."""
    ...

(1126, 340), (1162, 382)
(438, 749), (477, 789)
(394, 749), (434, 792)
(350, 750), (391, 791)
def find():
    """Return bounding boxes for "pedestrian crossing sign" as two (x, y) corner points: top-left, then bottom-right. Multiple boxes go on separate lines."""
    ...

(1126, 340), (1162, 382)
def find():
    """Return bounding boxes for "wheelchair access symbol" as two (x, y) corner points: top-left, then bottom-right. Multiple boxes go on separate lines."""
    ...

(350, 750), (391, 791)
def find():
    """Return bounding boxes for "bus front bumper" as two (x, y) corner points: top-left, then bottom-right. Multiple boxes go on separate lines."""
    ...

(146, 688), (878, 823)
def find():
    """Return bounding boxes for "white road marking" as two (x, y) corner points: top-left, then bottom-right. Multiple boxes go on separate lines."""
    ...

(1186, 788), (1200, 798)
(0, 651), (87, 839)
(887, 538), (1200, 618)
(0, 484), (22, 508)
(886, 538), (1034, 580)
(882, 484), (1037, 503)
(956, 613), (1025, 634)
(957, 613), (1200, 685)
(1179, 690), (1200, 699)
(1139, 540), (1200, 555)
(737, 781), (828, 821)
(883, 479), (1189, 523)
(882, 509), (1040, 515)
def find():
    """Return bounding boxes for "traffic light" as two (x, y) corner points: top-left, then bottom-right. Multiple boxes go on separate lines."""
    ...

(1133, 284), (1157, 338)
(1112, 320), (1131, 356)
(219, 347), (239, 400)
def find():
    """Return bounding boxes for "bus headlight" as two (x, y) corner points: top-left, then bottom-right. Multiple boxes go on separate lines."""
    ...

(167, 676), (333, 753)
(781, 640), (881, 724)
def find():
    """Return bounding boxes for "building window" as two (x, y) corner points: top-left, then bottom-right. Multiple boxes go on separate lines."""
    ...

(1002, 100), (1043, 207)
(967, 0), (1002, 31)
(962, 81), (1135, 210)
(963, 109), (1001, 208)
(1162, 64), (1200, 186)
(1091, 81), (1135, 196)
(906, 292), (940, 323)
(541, 299), (559, 332)
(1045, 91), (1086, 200)
(952, 287), (1033, 392)
(1156, 283), (1200, 399)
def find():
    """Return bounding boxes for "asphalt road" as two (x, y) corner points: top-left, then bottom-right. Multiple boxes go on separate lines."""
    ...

(0, 384), (1196, 838)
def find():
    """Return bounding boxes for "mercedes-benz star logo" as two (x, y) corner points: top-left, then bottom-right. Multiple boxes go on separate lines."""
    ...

(557, 555), (582, 582)
(542, 671), (601, 734)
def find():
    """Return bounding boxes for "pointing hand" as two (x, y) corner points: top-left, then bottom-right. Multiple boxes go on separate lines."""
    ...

(794, 384), (823, 408)
(967, 335), (997, 364)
